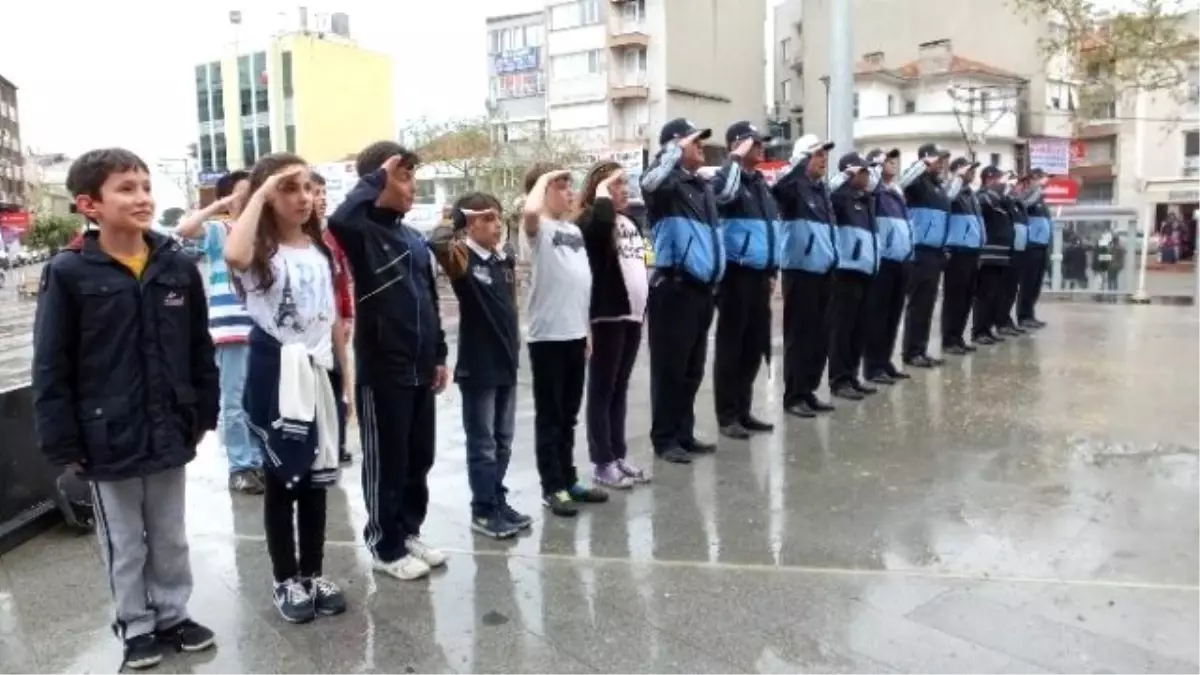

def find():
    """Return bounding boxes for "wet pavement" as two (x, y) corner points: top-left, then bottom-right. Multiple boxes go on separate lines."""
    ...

(1, 302), (1197, 673)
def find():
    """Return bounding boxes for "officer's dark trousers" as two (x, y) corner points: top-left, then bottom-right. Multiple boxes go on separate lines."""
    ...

(1017, 245), (1048, 322)
(972, 263), (1007, 338)
(827, 270), (873, 387)
(648, 272), (716, 453)
(781, 269), (833, 407)
(941, 249), (979, 347)
(999, 251), (1023, 328)
(713, 264), (773, 426)
(902, 246), (945, 360)
(864, 258), (909, 376)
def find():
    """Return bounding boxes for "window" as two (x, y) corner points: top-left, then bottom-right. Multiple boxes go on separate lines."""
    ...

(887, 94), (894, 115)
(904, 98), (915, 113)
(488, 30), (500, 54)
(256, 126), (272, 157)
(1185, 131), (1199, 157)
(252, 51), (267, 88)
(551, 49), (604, 78)
(195, 65), (210, 123)
(550, 0), (600, 30)
(990, 152), (1001, 167)
(1187, 64), (1199, 103)
(199, 134), (214, 173)
(240, 89), (253, 116)
(282, 51), (294, 98)
(1078, 178), (1114, 205)
(237, 55), (252, 88)
(242, 129), (254, 165)
(415, 180), (437, 204)
(853, 92), (859, 119)
(979, 91), (990, 112)
(527, 24), (543, 47)
(781, 38), (791, 62)
(214, 133), (228, 172)
(781, 80), (792, 103)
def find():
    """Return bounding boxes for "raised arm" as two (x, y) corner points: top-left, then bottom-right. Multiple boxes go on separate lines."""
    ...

(428, 225), (470, 281)
(226, 164), (307, 271)
(640, 143), (683, 194)
(897, 160), (926, 189)
(1021, 185), (1044, 207)
(522, 169), (571, 238)
(944, 175), (964, 201)
(176, 199), (228, 240)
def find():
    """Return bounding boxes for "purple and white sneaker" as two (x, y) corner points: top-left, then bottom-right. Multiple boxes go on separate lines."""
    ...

(616, 459), (651, 484)
(593, 462), (633, 489)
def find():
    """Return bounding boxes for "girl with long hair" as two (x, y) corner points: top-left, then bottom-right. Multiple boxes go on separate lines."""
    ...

(576, 161), (651, 488)
(224, 153), (348, 625)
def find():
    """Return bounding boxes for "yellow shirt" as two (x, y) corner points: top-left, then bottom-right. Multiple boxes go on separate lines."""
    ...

(112, 252), (149, 279)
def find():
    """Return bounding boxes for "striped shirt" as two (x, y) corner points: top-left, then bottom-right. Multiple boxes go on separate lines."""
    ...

(202, 220), (254, 344)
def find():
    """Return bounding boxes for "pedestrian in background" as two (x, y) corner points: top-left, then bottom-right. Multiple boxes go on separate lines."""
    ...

(34, 148), (220, 668)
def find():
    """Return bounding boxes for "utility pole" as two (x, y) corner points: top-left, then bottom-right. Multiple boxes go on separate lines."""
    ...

(827, 0), (854, 179)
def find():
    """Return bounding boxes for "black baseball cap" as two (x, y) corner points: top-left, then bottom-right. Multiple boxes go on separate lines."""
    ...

(980, 166), (1004, 181)
(725, 120), (770, 146)
(838, 152), (870, 173)
(1028, 167), (1047, 179)
(949, 157), (981, 173)
(865, 147), (901, 165)
(918, 143), (951, 160)
(659, 117), (712, 146)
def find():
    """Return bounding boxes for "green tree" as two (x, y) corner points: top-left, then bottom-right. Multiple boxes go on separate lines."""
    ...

(158, 207), (186, 229)
(25, 214), (83, 252)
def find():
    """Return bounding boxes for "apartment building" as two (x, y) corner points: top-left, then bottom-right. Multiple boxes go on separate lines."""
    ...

(0, 74), (24, 211)
(770, 0), (804, 140)
(486, 11), (548, 145)
(193, 12), (394, 184)
(542, 0), (765, 158)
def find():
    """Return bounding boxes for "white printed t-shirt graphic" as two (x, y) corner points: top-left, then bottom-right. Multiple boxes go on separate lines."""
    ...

(235, 243), (336, 370)
(595, 214), (649, 323)
(525, 217), (592, 342)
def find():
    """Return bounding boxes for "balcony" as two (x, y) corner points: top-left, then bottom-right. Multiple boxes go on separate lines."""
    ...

(609, 72), (649, 101)
(608, 15), (649, 49)
(853, 111), (1018, 142)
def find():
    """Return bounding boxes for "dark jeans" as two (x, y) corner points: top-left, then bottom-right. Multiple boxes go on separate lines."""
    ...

(713, 264), (772, 426)
(972, 263), (1007, 337)
(263, 470), (327, 583)
(587, 321), (642, 466)
(941, 250), (979, 347)
(357, 384), (435, 563)
(461, 385), (516, 518)
(827, 270), (873, 387)
(1017, 245), (1048, 322)
(903, 247), (946, 360)
(328, 368), (346, 453)
(781, 269), (833, 406)
(528, 339), (587, 495)
(864, 258), (909, 376)
(647, 274), (716, 452)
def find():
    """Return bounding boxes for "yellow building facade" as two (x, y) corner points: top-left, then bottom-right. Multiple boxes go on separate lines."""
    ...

(194, 32), (394, 181)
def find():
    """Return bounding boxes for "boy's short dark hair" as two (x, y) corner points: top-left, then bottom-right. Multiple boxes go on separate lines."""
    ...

(310, 171), (326, 186)
(452, 192), (503, 230)
(65, 148), (150, 199)
(214, 169), (250, 199)
(523, 162), (565, 194)
(356, 140), (420, 178)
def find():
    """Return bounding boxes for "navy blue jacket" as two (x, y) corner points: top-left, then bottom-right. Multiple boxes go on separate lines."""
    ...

(1007, 193), (1029, 251)
(904, 172), (952, 250)
(712, 163), (779, 271)
(874, 183), (913, 262)
(1025, 190), (1053, 247)
(32, 230), (219, 481)
(831, 181), (879, 275)
(329, 171), (448, 387)
(640, 144), (725, 285)
(946, 186), (985, 251)
(772, 160), (838, 274)
(977, 187), (1014, 266)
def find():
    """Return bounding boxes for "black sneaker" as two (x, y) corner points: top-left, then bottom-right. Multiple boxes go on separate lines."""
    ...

(884, 365), (911, 380)
(904, 354), (938, 369)
(568, 483), (609, 503)
(740, 415), (774, 433)
(471, 514), (519, 539)
(973, 334), (997, 346)
(719, 422), (751, 440)
(123, 634), (164, 670)
(943, 344), (969, 356)
(831, 383), (864, 401)
(155, 618), (215, 653)
(784, 401), (816, 418)
(542, 491), (579, 517)
(866, 371), (894, 385)
(806, 395), (836, 413)
(657, 446), (693, 464)
(682, 438), (717, 454)
(273, 579), (316, 624)
(305, 576), (347, 616)
(852, 380), (878, 395)
(499, 501), (533, 530)
(229, 469), (264, 495)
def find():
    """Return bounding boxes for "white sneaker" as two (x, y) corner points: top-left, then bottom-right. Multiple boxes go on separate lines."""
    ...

(373, 554), (431, 581)
(405, 536), (448, 568)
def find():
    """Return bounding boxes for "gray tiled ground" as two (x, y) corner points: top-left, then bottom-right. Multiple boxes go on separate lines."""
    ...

(1, 302), (1196, 673)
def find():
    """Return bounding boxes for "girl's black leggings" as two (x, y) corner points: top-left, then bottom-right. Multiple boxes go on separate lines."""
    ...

(263, 469), (328, 583)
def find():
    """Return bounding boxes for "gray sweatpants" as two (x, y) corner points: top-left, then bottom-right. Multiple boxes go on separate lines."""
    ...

(92, 467), (192, 639)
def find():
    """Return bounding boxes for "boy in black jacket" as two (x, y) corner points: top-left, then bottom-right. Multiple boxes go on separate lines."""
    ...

(328, 141), (450, 581)
(429, 192), (532, 539)
(33, 148), (220, 669)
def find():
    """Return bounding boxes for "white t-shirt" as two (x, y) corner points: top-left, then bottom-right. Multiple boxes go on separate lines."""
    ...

(595, 213), (649, 324)
(525, 217), (592, 342)
(236, 242), (336, 370)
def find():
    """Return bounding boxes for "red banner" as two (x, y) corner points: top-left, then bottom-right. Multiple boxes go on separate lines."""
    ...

(0, 211), (31, 231)
(1043, 176), (1080, 205)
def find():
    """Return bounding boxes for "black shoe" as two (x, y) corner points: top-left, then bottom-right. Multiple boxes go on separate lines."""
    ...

(499, 501), (534, 530)
(273, 579), (316, 624)
(740, 415), (775, 433)
(229, 469), (264, 495)
(155, 618), (215, 652)
(904, 354), (937, 369)
(471, 514), (520, 539)
(657, 446), (693, 464)
(805, 395), (836, 412)
(338, 450), (352, 465)
(988, 330), (1006, 342)
(123, 634), (164, 670)
(997, 325), (1019, 336)
(306, 577), (348, 616)
(866, 372), (895, 385)
(943, 344), (969, 356)
(884, 365), (911, 380)
(542, 491), (579, 517)
(831, 383), (864, 401)
(973, 334), (997, 346)
(682, 438), (717, 454)
(568, 483), (610, 503)
(719, 422), (751, 440)
(963, 343), (978, 352)
(853, 379), (879, 394)
(784, 401), (816, 418)
(1019, 318), (1042, 330)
